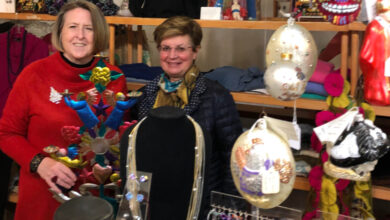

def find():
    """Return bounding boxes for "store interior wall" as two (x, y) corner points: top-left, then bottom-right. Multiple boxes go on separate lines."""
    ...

(140, 27), (338, 72)
(1, 1), (340, 72)
(140, 1), (339, 72)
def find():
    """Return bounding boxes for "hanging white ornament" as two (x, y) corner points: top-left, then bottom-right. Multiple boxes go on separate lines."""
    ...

(265, 17), (318, 79)
(264, 53), (307, 101)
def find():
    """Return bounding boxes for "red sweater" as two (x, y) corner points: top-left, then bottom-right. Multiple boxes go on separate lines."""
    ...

(0, 52), (127, 220)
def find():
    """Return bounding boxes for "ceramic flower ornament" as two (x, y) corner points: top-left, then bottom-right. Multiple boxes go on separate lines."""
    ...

(318, 0), (362, 25)
(79, 59), (123, 93)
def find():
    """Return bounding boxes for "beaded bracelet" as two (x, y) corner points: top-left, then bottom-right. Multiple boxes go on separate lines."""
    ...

(30, 153), (45, 173)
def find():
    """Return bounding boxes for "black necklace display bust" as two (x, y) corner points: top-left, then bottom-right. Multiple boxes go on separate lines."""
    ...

(120, 106), (212, 220)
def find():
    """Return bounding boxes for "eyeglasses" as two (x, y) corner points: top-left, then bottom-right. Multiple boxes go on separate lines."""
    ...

(158, 45), (194, 54)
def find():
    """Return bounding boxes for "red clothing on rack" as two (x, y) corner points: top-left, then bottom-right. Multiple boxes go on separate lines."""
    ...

(360, 15), (390, 105)
(0, 26), (49, 117)
(0, 52), (127, 220)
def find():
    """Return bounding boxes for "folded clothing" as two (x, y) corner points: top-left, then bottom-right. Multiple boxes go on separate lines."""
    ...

(120, 63), (163, 81)
(204, 66), (265, 92)
(305, 81), (328, 97)
(309, 59), (334, 84)
(301, 93), (327, 100)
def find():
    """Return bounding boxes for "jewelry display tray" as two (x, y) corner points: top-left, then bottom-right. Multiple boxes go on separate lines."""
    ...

(209, 191), (302, 220)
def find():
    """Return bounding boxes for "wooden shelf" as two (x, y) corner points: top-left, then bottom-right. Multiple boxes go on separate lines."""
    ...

(0, 13), (366, 31)
(126, 82), (146, 91)
(294, 176), (311, 191)
(371, 105), (390, 118)
(231, 92), (328, 111)
(126, 82), (329, 111)
(0, 12), (56, 21)
(294, 176), (390, 201)
(105, 16), (367, 31)
(127, 82), (328, 111)
(126, 82), (390, 117)
(233, 92), (390, 117)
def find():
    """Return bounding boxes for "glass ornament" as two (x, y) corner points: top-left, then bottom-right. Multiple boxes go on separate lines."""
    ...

(264, 58), (307, 101)
(230, 118), (296, 209)
(265, 17), (318, 79)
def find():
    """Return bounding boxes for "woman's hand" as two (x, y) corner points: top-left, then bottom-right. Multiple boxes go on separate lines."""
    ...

(37, 157), (77, 194)
(103, 89), (116, 107)
(86, 88), (98, 105)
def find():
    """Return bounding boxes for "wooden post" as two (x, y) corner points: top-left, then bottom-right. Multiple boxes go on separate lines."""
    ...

(350, 31), (359, 96)
(274, 0), (278, 17)
(340, 32), (349, 83)
(109, 24), (115, 65)
(136, 25), (143, 63)
(127, 25), (134, 64)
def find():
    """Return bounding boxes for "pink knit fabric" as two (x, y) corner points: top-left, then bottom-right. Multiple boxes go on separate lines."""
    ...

(309, 60), (335, 84)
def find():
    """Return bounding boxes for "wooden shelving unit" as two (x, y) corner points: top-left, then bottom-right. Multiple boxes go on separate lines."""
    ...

(0, 13), (366, 30)
(294, 176), (390, 201)
(3, 13), (384, 115)
(0, 13), (363, 92)
(2, 13), (390, 203)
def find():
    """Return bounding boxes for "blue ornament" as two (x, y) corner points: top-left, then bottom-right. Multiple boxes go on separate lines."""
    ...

(136, 194), (144, 202)
(125, 192), (133, 200)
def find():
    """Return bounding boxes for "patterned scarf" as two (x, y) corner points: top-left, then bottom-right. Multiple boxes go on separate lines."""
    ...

(154, 65), (199, 109)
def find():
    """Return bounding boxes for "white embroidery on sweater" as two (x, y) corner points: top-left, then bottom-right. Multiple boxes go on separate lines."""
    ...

(49, 87), (62, 104)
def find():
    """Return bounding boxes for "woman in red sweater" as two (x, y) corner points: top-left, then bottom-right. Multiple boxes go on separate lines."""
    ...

(0, 1), (127, 219)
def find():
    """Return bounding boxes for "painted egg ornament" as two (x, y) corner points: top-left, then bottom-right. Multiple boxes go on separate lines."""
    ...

(265, 17), (318, 79)
(264, 58), (307, 101)
(230, 118), (296, 209)
(318, 0), (362, 25)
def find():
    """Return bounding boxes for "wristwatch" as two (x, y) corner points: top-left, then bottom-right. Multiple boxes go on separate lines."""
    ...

(30, 153), (45, 173)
